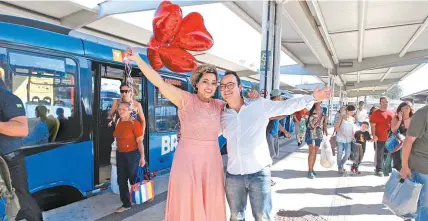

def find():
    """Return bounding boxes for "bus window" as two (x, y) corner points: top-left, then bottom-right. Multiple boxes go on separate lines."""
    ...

(5, 50), (80, 146)
(154, 75), (188, 132)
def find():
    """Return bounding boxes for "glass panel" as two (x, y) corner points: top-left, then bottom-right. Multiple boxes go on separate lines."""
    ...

(5, 51), (80, 146)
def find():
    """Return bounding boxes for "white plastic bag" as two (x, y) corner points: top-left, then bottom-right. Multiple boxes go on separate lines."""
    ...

(383, 169), (423, 219)
(110, 139), (120, 194)
(320, 140), (335, 168)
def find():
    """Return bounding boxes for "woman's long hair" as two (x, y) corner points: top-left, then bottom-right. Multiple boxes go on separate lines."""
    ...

(306, 103), (318, 128)
(396, 101), (414, 118)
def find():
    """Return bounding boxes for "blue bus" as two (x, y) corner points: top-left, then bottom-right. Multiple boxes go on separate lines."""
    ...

(0, 14), (256, 214)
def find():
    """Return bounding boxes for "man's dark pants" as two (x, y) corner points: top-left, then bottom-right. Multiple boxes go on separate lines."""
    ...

(375, 141), (386, 173)
(4, 151), (43, 221)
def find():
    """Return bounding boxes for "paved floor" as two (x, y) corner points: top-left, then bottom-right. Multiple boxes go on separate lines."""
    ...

(44, 136), (402, 221)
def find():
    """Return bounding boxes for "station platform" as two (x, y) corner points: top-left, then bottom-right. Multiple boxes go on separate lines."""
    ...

(43, 135), (401, 221)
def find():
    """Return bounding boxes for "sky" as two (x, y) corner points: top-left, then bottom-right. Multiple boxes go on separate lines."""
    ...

(399, 64), (428, 96)
(71, 0), (427, 93)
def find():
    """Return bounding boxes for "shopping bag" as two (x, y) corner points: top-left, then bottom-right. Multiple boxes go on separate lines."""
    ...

(382, 169), (423, 219)
(385, 131), (405, 153)
(110, 139), (120, 194)
(320, 141), (335, 168)
(130, 167), (155, 205)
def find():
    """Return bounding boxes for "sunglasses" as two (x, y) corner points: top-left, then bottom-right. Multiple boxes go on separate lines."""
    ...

(120, 90), (129, 94)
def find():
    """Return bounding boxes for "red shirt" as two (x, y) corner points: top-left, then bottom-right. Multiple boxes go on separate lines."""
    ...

(294, 109), (308, 121)
(113, 120), (143, 152)
(369, 109), (394, 142)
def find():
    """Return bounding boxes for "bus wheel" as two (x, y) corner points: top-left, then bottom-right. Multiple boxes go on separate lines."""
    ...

(33, 186), (84, 211)
(220, 144), (228, 155)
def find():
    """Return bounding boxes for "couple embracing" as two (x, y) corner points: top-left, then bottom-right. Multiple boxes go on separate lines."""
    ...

(125, 48), (331, 221)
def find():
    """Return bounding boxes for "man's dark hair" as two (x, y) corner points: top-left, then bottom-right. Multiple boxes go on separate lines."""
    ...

(380, 96), (388, 103)
(359, 101), (365, 105)
(361, 121), (369, 126)
(224, 71), (241, 86)
(346, 105), (356, 112)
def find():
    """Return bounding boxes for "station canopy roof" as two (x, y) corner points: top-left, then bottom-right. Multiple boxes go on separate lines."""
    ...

(2, 1), (428, 97)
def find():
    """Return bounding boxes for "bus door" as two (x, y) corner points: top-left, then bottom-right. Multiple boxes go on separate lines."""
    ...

(147, 74), (190, 172)
(91, 63), (148, 185)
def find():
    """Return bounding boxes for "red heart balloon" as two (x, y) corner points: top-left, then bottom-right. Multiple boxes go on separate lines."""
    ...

(171, 12), (213, 51)
(153, 1), (182, 44)
(147, 37), (164, 70)
(158, 46), (197, 72)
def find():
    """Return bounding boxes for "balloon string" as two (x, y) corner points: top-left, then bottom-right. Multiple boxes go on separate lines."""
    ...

(124, 57), (135, 120)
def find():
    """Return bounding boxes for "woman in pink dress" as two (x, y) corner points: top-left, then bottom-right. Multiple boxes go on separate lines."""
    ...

(126, 48), (226, 221)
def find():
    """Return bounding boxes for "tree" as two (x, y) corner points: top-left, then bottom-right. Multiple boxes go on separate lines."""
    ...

(385, 84), (404, 100)
(371, 85), (403, 100)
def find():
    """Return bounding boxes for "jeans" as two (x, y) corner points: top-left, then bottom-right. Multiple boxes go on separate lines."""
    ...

(226, 166), (272, 221)
(375, 142), (386, 172)
(411, 171), (428, 221)
(391, 149), (402, 171)
(117, 150), (140, 207)
(267, 134), (279, 158)
(336, 142), (351, 170)
(4, 152), (42, 221)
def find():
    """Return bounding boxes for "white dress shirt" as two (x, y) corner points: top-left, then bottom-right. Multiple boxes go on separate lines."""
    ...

(356, 108), (368, 123)
(221, 95), (315, 175)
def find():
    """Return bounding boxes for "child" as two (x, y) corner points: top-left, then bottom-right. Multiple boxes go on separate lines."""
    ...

(351, 121), (372, 174)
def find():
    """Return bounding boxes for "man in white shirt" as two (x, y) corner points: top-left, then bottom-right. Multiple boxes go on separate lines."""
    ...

(219, 72), (331, 221)
(355, 101), (368, 126)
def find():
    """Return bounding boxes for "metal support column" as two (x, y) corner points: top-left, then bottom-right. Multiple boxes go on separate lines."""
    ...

(327, 70), (334, 124)
(259, 0), (276, 97)
(272, 2), (282, 90)
(339, 86), (343, 106)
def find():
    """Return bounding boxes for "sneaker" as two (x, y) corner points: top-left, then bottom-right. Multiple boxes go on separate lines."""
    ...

(308, 172), (315, 179)
(312, 170), (317, 176)
(115, 206), (131, 213)
(270, 179), (276, 186)
(375, 172), (384, 177)
(338, 168), (346, 174)
(355, 168), (361, 175)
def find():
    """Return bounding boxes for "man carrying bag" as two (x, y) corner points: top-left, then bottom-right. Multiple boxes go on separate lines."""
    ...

(400, 105), (428, 221)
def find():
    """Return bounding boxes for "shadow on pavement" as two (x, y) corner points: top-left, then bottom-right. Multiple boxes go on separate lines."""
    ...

(276, 185), (385, 195)
(300, 204), (393, 216)
(272, 169), (375, 180)
(275, 209), (327, 221)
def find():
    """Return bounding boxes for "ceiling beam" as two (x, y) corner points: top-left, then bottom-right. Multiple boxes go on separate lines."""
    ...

(399, 15), (428, 57)
(357, 71), (360, 83)
(282, 1), (334, 69)
(357, 0), (367, 62)
(346, 79), (397, 90)
(311, 0), (339, 64)
(380, 68), (393, 82)
(279, 64), (328, 76)
(61, 0), (217, 29)
(401, 64), (425, 81)
(337, 49), (428, 75)
(347, 90), (385, 97)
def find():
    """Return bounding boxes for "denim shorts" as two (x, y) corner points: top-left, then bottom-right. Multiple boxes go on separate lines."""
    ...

(305, 130), (322, 147)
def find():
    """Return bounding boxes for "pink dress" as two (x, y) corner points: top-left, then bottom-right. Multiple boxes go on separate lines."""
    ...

(164, 92), (226, 221)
